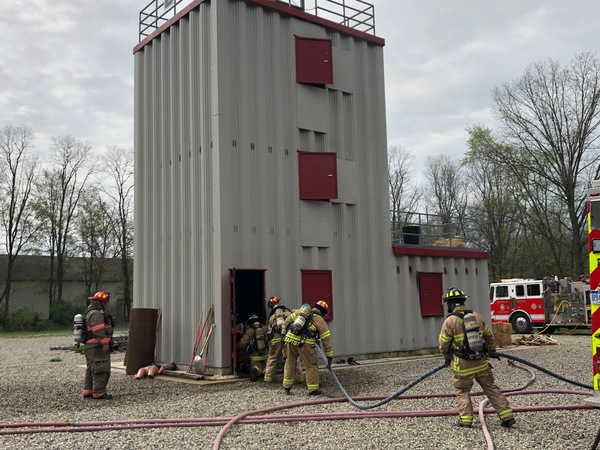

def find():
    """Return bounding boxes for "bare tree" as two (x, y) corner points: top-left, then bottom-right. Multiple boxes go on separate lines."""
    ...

(492, 52), (600, 276)
(75, 188), (116, 295)
(32, 136), (93, 305)
(100, 145), (134, 318)
(0, 124), (39, 313)
(388, 145), (420, 234)
(424, 154), (469, 238)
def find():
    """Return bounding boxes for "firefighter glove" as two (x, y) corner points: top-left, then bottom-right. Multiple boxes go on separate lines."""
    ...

(444, 353), (452, 366)
(326, 357), (333, 370)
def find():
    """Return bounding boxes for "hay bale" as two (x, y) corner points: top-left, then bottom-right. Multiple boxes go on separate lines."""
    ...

(492, 322), (514, 347)
(433, 236), (467, 247)
(492, 322), (513, 334)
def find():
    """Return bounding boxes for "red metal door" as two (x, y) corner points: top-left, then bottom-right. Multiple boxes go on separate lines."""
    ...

(301, 269), (333, 321)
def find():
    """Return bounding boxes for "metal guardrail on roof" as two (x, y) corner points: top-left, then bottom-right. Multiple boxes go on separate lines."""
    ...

(391, 211), (482, 249)
(139, 0), (375, 42)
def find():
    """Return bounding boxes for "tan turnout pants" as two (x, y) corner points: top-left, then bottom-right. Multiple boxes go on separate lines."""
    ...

(83, 345), (111, 398)
(264, 340), (303, 383)
(283, 343), (319, 393)
(452, 367), (513, 426)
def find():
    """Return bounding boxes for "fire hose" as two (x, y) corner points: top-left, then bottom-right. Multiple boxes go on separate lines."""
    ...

(489, 351), (594, 390)
(315, 342), (447, 409)
(1, 347), (597, 450)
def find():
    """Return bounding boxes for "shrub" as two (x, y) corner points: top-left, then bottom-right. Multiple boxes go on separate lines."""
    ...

(0, 311), (7, 331)
(49, 299), (87, 328)
(6, 307), (40, 331)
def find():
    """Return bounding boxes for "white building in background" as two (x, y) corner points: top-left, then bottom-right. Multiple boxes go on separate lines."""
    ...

(133, 0), (490, 373)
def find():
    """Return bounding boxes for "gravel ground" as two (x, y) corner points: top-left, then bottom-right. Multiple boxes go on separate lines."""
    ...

(0, 333), (598, 450)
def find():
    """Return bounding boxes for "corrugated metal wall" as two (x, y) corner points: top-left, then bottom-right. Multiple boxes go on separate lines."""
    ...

(134, 0), (490, 370)
(135, 5), (215, 366)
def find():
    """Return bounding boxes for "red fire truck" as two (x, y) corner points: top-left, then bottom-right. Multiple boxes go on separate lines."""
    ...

(489, 277), (590, 334)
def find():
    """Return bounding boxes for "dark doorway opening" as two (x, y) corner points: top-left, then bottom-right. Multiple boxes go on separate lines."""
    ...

(230, 268), (266, 374)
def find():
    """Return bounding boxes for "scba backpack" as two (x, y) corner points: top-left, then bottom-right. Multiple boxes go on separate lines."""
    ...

(451, 310), (487, 360)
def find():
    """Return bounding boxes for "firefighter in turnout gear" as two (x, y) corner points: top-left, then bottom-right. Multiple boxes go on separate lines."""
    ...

(237, 313), (269, 381)
(82, 291), (114, 400)
(439, 287), (515, 428)
(282, 300), (333, 395)
(263, 296), (303, 384)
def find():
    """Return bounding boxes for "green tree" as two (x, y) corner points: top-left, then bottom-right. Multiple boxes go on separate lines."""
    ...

(464, 126), (522, 281)
(492, 52), (600, 276)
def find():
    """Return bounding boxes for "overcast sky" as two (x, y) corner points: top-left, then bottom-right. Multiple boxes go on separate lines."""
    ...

(2, 0), (600, 177)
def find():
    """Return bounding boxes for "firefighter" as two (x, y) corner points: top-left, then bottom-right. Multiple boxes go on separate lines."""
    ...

(281, 300), (333, 395)
(263, 296), (303, 384)
(82, 291), (114, 400)
(439, 287), (516, 428)
(237, 313), (269, 381)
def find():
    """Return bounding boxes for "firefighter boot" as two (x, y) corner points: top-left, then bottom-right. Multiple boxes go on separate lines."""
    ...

(500, 418), (516, 428)
(249, 367), (259, 382)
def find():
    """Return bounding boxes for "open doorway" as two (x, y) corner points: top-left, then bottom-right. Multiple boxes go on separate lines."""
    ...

(230, 268), (266, 374)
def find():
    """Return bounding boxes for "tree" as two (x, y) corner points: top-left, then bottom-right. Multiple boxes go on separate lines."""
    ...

(388, 145), (420, 238)
(0, 124), (39, 313)
(465, 126), (525, 280)
(32, 136), (93, 305)
(75, 188), (116, 295)
(423, 154), (469, 240)
(492, 52), (600, 276)
(100, 145), (134, 317)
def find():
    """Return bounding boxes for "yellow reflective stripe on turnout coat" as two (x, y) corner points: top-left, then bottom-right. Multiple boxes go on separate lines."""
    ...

(438, 305), (495, 377)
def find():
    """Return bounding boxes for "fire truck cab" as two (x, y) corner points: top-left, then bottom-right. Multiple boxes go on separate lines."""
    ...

(490, 278), (589, 334)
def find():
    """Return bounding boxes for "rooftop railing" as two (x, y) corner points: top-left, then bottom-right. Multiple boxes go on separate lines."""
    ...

(139, 0), (376, 41)
(391, 211), (483, 250)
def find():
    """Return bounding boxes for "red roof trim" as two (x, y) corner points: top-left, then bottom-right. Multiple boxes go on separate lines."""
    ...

(393, 245), (489, 260)
(134, 0), (206, 54)
(248, 0), (385, 46)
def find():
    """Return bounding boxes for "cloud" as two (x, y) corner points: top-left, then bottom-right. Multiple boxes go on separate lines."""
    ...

(378, 0), (600, 165)
(0, 0), (138, 153)
(2, 0), (600, 174)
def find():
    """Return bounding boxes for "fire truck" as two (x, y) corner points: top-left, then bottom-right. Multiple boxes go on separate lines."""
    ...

(489, 277), (590, 334)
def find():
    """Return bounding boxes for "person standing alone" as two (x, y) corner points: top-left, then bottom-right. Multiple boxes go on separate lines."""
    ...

(82, 291), (114, 400)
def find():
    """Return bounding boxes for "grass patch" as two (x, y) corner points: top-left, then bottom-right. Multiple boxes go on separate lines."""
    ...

(0, 325), (128, 339)
(0, 329), (71, 339)
(50, 357), (62, 362)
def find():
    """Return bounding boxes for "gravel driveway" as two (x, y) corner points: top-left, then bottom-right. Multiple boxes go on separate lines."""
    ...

(0, 333), (598, 450)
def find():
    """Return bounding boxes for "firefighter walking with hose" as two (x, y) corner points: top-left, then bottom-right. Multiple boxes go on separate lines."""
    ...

(438, 287), (516, 428)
